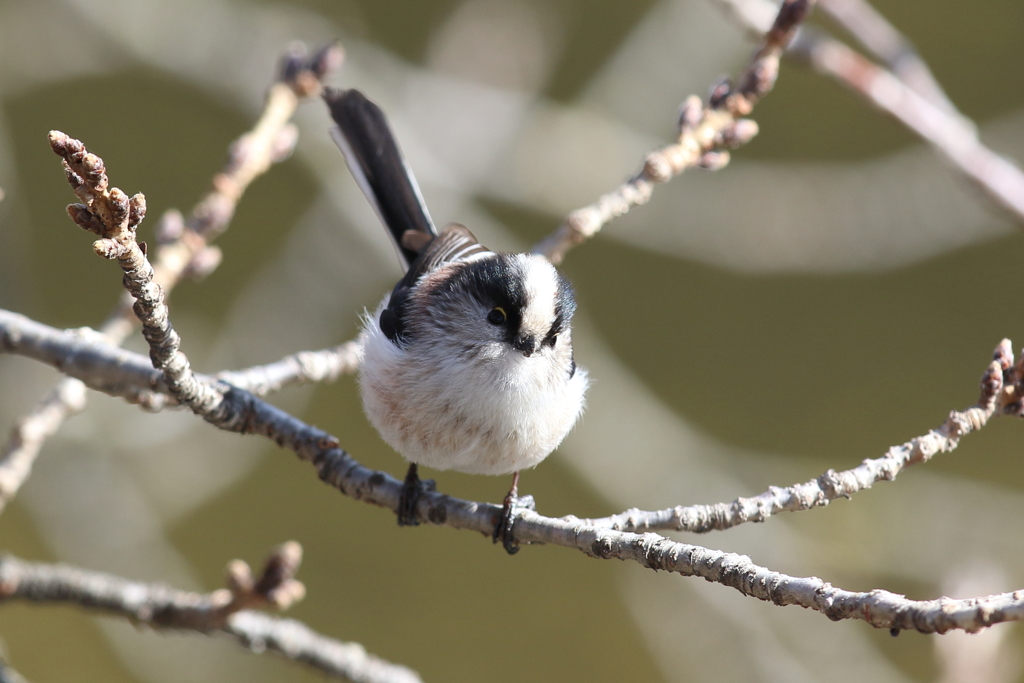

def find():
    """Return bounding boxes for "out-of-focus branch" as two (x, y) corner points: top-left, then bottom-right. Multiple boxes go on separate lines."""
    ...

(792, 29), (1024, 221)
(714, 0), (1024, 225)
(150, 42), (343, 293)
(1, 541), (308, 630)
(818, 0), (961, 119)
(0, 659), (29, 683)
(6, 307), (1024, 634)
(0, 549), (421, 683)
(228, 611), (421, 683)
(0, 43), (342, 515)
(0, 378), (86, 508)
(532, 0), (816, 263)
(588, 341), (1016, 532)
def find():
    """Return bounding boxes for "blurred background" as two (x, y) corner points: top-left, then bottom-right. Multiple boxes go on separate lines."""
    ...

(1, 0), (1024, 681)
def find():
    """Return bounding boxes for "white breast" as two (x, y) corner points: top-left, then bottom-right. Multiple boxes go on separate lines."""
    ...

(359, 296), (588, 475)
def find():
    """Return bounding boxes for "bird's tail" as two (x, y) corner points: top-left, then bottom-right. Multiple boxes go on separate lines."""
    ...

(324, 87), (436, 270)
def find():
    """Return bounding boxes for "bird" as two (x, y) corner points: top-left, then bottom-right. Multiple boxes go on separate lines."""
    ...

(324, 87), (588, 553)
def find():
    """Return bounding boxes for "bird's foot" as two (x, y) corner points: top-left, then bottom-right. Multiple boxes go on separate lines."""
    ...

(493, 492), (535, 555)
(397, 463), (435, 526)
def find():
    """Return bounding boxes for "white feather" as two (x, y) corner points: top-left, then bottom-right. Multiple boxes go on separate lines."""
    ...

(359, 263), (589, 476)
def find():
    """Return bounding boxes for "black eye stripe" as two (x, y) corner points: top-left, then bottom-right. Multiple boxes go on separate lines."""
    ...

(542, 314), (563, 347)
(421, 255), (578, 352)
(425, 256), (527, 344)
(541, 272), (576, 347)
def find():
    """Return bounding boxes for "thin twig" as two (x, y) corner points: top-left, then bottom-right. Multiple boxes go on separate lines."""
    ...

(216, 341), (363, 397)
(532, 0), (816, 264)
(0, 43), (342, 515)
(818, 0), (962, 120)
(48, 125), (365, 429)
(50, 131), (233, 423)
(50, 131), (311, 428)
(792, 29), (1024, 221)
(0, 378), (86, 507)
(521, 514), (1024, 635)
(713, 0), (1024, 225)
(587, 342), (1014, 532)
(0, 552), (420, 683)
(150, 42), (343, 291)
(5, 308), (1024, 633)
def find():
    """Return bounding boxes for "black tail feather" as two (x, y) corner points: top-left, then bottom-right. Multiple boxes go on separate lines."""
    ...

(324, 87), (436, 269)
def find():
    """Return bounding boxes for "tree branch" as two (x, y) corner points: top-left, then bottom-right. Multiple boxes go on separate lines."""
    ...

(47, 129), (355, 434)
(518, 515), (1024, 635)
(586, 341), (1016, 533)
(2, 309), (1016, 532)
(5, 308), (1024, 634)
(0, 377), (86, 507)
(51, 130), (234, 423)
(215, 341), (363, 398)
(0, 42), (342, 515)
(714, 0), (1024, 225)
(0, 552), (420, 683)
(532, 0), (816, 264)
(793, 29), (1024, 221)
(818, 0), (963, 120)
(0, 310), (361, 412)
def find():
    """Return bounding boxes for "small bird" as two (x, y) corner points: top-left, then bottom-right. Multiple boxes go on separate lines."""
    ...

(324, 87), (588, 553)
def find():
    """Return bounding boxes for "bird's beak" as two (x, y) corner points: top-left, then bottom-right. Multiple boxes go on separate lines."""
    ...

(512, 333), (537, 357)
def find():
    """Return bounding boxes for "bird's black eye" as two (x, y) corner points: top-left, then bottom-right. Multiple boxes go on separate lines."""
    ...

(487, 307), (507, 325)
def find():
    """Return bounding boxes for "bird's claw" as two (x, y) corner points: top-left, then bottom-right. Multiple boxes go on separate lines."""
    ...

(397, 464), (435, 526)
(493, 493), (535, 554)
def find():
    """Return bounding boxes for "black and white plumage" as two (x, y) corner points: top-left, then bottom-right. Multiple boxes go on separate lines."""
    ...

(324, 88), (588, 552)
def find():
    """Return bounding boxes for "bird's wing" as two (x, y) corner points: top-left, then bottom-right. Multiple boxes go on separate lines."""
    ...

(404, 223), (492, 280)
(379, 224), (494, 345)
